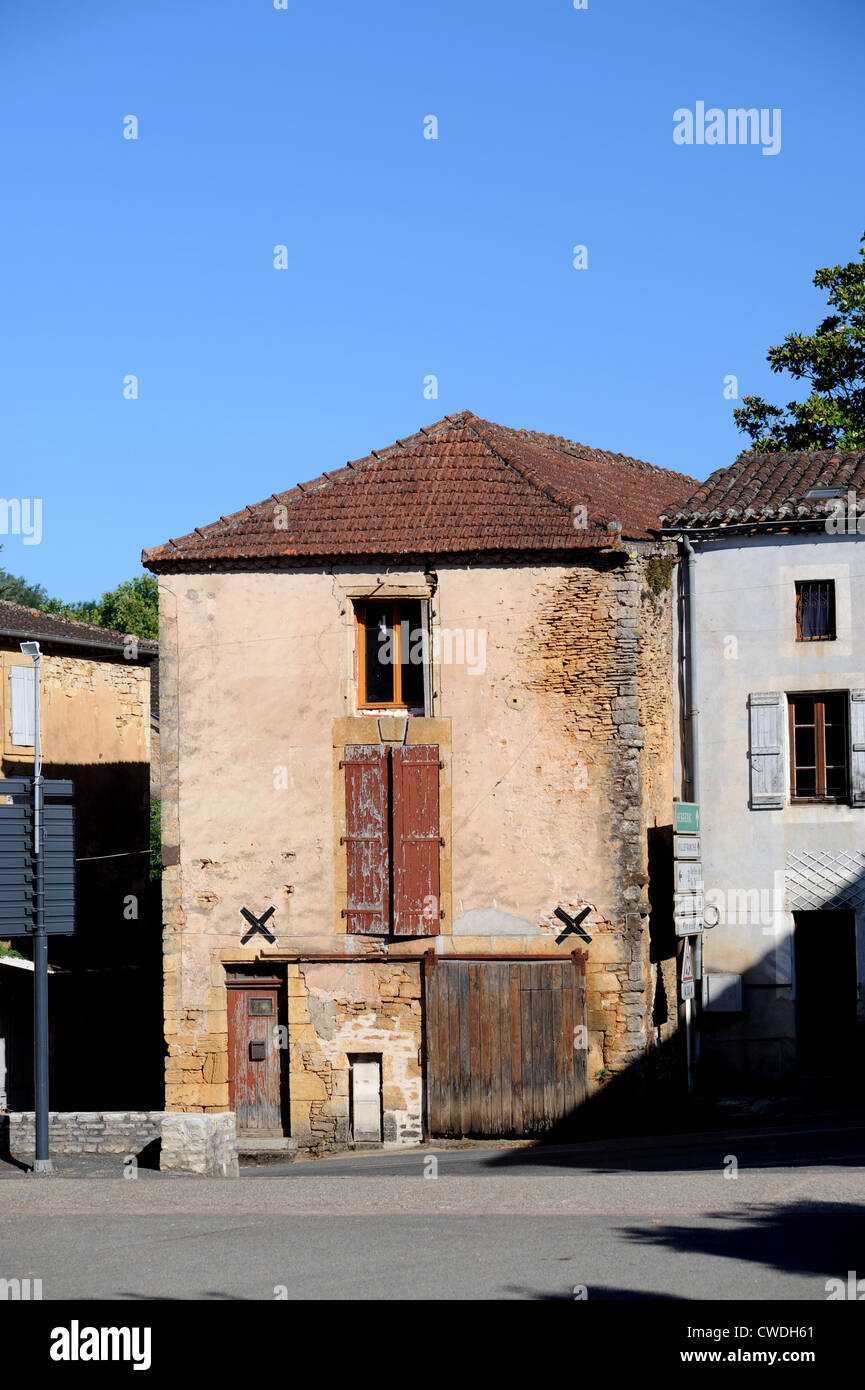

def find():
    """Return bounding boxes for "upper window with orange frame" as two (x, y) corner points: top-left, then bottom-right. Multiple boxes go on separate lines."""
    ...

(355, 600), (427, 712)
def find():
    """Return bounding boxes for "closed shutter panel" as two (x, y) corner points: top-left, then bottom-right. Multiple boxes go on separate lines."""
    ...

(849, 690), (865, 805)
(343, 744), (390, 934)
(748, 692), (785, 808)
(392, 744), (440, 937)
(10, 665), (35, 747)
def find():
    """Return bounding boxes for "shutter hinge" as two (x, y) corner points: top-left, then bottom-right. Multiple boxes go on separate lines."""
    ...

(338, 760), (345, 769)
(439, 760), (444, 769)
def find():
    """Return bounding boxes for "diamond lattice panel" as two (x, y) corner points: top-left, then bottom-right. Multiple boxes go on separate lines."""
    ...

(786, 851), (865, 911)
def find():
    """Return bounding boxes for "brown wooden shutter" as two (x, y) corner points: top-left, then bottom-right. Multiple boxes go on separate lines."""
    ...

(343, 744), (390, 934)
(392, 744), (440, 936)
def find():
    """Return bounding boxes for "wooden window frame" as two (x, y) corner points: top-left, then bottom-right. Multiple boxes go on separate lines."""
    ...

(355, 600), (427, 713)
(795, 580), (836, 642)
(788, 692), (848, 803)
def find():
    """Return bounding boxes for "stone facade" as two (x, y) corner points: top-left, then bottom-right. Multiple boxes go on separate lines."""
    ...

(154, 545), (679, 1150)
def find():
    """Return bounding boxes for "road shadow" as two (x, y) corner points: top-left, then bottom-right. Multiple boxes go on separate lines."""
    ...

(619, 1199), (865, 1283)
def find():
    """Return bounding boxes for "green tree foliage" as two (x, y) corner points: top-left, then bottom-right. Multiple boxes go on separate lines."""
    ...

(0, 553), (50, 608)
(149, 798), (163, 883)
(735, 233), (865, 453)
(41, 574), (158, 641)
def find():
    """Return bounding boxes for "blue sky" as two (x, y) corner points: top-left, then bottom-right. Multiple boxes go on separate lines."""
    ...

(1, 0), (863, 598)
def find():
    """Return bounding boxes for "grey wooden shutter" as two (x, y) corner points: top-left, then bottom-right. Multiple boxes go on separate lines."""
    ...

(748, 692), (785, 808)
(9, 665), (35, 746)
(849, 690), (865, 805)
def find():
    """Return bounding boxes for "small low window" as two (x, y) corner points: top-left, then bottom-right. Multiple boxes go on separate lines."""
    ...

(796, 581), (835, 641)
(355, 600), (427, 711)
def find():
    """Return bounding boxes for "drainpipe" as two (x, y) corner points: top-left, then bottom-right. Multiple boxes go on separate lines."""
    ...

(681, 536), (700, 1094)
(682, 536), (700, 804)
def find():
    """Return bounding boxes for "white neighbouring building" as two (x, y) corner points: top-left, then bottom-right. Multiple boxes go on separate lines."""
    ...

(661, 449), (865, 1088)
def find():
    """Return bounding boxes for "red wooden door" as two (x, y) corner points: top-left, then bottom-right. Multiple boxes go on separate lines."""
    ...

(227, 984), (282, 1135)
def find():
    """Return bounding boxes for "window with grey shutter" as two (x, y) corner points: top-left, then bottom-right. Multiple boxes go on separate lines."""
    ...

(748, 692), (785, 809)
(9, 665), (35, 747)
(849, 690), (865, 805)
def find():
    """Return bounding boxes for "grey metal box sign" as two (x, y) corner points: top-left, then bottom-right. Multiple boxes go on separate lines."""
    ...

(0, 779), (75, 936)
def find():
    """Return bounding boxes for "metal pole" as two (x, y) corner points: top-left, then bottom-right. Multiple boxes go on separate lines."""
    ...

(30, 648), (53, 1174)
(681, 538), (700, 1095)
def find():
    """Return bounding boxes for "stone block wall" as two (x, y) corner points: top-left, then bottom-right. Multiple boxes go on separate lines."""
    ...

(288, 961), (423, 1150)
(4, 1111), (160, 1155)
(519, 544), (679, 1091)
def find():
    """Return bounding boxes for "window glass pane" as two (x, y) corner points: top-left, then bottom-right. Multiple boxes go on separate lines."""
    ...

(798, 581), (835, 639)
(795, 768), (817, 797)
(399, 600), (425, 707)
(824, 721), (846, 769)
(826, 765), (847, 797)
(794, 727), (815, 768)
(792, 695), (815, 724)
(363, 603), (394, 704)
(249, 998), (273, 1015)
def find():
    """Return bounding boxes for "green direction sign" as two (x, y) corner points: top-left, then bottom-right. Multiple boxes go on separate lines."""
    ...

(674, 802), (700, 835)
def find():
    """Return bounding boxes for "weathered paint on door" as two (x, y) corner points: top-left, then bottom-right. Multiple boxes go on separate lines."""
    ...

(227, 984), (282, 1135)
(392, 744), (440, 936)
(425, 958), (588, 1136)
(343, 744), (390, 934)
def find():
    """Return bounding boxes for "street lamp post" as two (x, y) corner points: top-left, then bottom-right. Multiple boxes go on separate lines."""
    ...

(20, 640), (53, 1174)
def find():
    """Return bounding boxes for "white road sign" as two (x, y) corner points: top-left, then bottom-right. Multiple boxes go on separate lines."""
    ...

(682, 936), (695, 983)
(674, 835), (701, 860)
(675, 915), (704, 937)
(675, 892), (703, 917)
(675, 861), (704, 893)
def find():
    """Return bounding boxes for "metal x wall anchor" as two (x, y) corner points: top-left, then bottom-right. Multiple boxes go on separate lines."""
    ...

(240, 905), (276, 945)
(554, 905), (593, 945)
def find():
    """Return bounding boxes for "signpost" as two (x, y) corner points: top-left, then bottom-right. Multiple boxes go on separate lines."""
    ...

(674, 802), (700, 835)
(673, 802), (703, 1026)
(681, 936), (695, 1000)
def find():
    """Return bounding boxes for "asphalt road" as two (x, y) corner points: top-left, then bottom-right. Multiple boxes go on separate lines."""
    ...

(1, 1122), (863, 1300)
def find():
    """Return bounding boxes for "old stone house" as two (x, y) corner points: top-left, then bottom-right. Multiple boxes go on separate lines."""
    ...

(143, 410), (696, 1161)
(0, 601), (160, 1113)
(660, 448), (865, 1090)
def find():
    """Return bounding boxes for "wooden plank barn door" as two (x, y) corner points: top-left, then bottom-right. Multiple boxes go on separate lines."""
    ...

(425, 958), (587, 1137)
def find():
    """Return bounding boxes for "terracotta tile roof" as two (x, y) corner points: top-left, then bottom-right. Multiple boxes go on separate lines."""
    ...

(660, 448), (865, 529)
(142, 411), (697, 569)
(0, 600), (158, 657)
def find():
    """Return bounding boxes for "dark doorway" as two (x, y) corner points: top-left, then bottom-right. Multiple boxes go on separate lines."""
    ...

(793, 910), (858, 1077)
